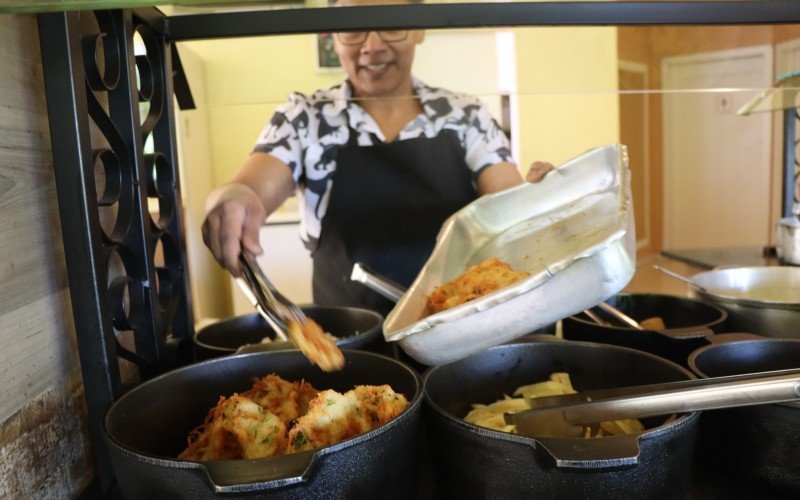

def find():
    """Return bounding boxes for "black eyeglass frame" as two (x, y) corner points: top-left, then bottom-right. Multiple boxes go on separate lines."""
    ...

(334, 30), (410, 46)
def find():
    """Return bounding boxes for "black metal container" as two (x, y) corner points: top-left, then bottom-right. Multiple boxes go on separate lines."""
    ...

(104, 350), (422, 499)
(688, 333), (800, 494)
(423, 341), (700, 499)
(193, 305), (385, 360)
(562, 293), (727, 366)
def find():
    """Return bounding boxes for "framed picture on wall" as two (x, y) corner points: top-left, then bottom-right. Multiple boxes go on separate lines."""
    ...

(316, 33), (342, 71)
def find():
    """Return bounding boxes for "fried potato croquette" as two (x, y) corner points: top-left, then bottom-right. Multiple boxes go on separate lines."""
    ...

(427, 257), (530, 313)
(287, 318), (345, 372)
(241, 374), (319, 426)
(179, 375), (408, 461)
(287, 385), (409, 453)
(179, 394), (287, 461)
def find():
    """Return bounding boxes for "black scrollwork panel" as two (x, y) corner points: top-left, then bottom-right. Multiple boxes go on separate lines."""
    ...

(135, 24), (165, 143)
(133, 10), (194, 352)
(81, 11), (158, 370)
(93, 148), (134, 243)
(74, 9), (194, 374)
(153, 232), (182, 313)
(145, 152), (176, 228)
(106, 246), (146, 331)
(41, 8), (192, 489)
(82, 14), (120, 92)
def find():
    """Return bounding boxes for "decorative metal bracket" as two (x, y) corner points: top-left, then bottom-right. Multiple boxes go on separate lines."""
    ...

(38, 8), (193, 491)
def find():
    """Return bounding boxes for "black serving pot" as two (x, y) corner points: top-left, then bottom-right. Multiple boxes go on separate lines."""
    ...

(193, 305), (384, 360)
(563, 293), (727, 366)
(688, 333), (800, 494)
(423, 341), (700, 499)
(104, 350), (422, 499)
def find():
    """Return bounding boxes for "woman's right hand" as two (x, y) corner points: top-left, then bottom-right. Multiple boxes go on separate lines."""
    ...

(202, 183), (266, 276)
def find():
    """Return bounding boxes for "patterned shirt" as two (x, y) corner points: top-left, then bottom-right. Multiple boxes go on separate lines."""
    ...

(253, 78), (513, 252)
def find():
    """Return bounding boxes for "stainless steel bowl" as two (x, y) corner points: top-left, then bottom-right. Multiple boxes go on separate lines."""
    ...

(689, 266), (800, 339)
(776, 217), (800, 265)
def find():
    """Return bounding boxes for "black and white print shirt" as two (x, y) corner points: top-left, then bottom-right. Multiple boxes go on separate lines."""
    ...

(253, 78), (513, 251)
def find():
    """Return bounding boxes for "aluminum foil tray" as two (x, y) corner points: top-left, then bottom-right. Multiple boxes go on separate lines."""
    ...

(384, 144), (636, 366)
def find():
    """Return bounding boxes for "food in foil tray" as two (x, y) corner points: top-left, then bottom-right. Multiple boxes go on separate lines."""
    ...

(426, 258), (530, 313)
(179, 374), (408, 461)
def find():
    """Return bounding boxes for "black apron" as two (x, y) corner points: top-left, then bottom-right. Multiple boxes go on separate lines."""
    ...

(312, 128), (477, 316)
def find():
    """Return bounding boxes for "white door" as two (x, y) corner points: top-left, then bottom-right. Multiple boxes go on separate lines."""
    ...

(662, 46), (773, 250)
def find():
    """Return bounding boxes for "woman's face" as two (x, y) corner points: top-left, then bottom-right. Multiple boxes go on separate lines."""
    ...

(333, 1), (424, 98)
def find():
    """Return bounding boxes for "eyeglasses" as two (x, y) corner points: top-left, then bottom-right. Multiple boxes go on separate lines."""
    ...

(334, 30), (409, 46)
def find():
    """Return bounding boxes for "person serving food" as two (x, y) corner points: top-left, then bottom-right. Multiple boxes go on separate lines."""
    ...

(202, 0), (554, 316)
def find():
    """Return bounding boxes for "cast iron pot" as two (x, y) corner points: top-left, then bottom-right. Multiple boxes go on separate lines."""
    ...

(423, 341), (700, 499)
(688, 333), (800, 494)
(562, 293), (727, 366)
(104, 350), (422, 499)
(193, 305), (384, 360)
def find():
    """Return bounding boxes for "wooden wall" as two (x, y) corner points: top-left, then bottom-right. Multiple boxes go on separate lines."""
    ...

(0, 14), (93, 497)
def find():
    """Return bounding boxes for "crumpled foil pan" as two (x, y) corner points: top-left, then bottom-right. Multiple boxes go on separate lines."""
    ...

(384, 144), (636, 366)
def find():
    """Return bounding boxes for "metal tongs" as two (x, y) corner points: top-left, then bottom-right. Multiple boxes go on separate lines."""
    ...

(235, 251), (307, 343)
(504, 369), (800, 438)
(582, 302), (645, 330)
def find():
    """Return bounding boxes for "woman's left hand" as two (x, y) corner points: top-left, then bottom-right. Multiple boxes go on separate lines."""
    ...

(526, 161), (555, 183)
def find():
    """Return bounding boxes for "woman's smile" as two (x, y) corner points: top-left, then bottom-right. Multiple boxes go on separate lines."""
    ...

(359, 62), (394, 76)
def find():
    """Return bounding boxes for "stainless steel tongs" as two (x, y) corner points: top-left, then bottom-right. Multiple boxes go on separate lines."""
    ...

(504, 369), (800, 438)
(235, 251), (308, 342)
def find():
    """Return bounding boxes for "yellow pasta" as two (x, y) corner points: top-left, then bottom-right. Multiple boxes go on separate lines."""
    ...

(464, 372), (645, 438)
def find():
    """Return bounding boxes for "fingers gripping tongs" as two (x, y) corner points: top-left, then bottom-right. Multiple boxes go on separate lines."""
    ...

(235, 251), (307, 342)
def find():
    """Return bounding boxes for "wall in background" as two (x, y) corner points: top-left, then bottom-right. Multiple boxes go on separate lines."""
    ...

(413, 29), (503, 125)
(174, 44), (232, 321)
(0, 14), (93, 498)
(513, 27), (620, 167)
(181, 34), (344, 206)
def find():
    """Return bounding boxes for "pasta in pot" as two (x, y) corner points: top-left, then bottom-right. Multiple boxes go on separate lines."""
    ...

(464, 372), (647, 438)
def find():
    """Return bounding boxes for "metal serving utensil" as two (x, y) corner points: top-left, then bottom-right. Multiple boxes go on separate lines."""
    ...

(595, 302), (645, 330)
(504, 369), (800, 438)
(581, 308), (613, 327)
(350, 262), (405, 303)
(236, 251), (309, 343)
(653, 265), (710, 294)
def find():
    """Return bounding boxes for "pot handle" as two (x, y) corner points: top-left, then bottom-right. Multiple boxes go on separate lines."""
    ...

(653, 326), (714, 339)
(535, 434), (641, 469)
(199, 450), (318, 493)
(705, 332), (765, 344)
(351, 262), (405, 303)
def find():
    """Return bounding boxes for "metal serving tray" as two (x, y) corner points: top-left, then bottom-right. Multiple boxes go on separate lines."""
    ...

(383, 144), (636, 365)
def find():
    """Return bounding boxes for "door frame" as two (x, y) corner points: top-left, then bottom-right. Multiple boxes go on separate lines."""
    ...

(661, 45), (774, 249)
(618, 60), (651, 252)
